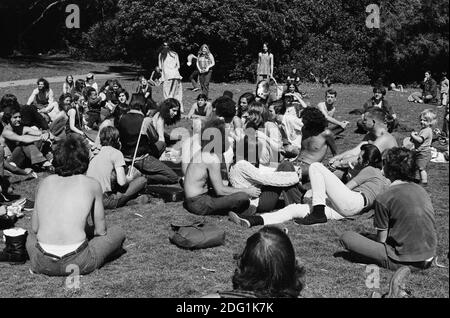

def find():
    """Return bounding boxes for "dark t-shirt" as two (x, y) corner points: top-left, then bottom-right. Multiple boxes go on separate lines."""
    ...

(118, 111), (151, 159)
(374, 182), (437, 262)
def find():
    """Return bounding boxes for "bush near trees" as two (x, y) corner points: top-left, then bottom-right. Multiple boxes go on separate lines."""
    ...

(0, 0), (448, 85)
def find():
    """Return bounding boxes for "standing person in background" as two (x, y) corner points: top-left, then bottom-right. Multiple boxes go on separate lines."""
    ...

(158, 42), (184, 113)
(440, 72), (449, 108)
(197, 44), (215, 98)
(62, 75), (74, 95)
(256, 43), (274, 83)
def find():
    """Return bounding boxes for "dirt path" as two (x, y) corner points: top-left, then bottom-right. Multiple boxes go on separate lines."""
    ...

(0, 72), (127, 88)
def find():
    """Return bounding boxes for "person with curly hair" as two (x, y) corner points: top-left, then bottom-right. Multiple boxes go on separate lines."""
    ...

(26, 78), (58, 122)
(339, 147), (437, 271)
(25, 134), (126, 276)
(204, 226), (305, 298)
(294, 107), (337, 182)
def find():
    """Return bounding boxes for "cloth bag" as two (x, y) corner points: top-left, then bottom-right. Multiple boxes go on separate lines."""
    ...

(169, 222), (225, 250)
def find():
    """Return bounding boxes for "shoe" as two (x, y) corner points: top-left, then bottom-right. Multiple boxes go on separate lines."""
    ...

(294, 213), (328, 225)
(0, 229), (28, 264)
(228, 212), (251, 228)
(385, 266), (411, 298)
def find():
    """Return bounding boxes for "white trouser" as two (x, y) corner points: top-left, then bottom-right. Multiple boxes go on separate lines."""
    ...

(163, 79), (184, 112)
(261, 202), (344, 225)
(309, 162), (364, 217)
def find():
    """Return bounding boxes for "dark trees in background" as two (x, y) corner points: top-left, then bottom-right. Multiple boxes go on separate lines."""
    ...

(0, 0), (448, 85)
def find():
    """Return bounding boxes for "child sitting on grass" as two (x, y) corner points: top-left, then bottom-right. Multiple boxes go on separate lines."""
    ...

(410, 109), (437, 186)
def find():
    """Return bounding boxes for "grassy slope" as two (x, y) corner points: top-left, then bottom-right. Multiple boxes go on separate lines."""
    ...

(0, 74), (448, 298)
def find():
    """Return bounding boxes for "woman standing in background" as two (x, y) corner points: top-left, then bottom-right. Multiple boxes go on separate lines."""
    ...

(197, 44), (215, 99)
(256, 43), (274, 83)
(158, 42), (184, 113)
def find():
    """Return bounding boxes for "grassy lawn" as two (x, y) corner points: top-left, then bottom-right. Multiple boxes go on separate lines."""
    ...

(0, 67), (448, 298)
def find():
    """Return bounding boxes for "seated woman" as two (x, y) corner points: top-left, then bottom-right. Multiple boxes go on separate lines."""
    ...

(234, 92), (255, 128)
(1, 105), (53, 172)
(230, 144), (390, 227)
(203, 226), (305, 298)
(283, 82), (307, 117)
(72, 79), (86, 99)
(62, 75), (75, 95)
(26, 78), (58, 122)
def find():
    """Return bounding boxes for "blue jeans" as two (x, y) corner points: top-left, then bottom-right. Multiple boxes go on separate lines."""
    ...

(26, 226), (125, 276)
(133, 154), (179, 185)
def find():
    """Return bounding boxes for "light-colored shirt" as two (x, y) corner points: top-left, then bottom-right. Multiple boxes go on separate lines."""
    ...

(159, 51), (182, 81)
(86, 146), (126, 193)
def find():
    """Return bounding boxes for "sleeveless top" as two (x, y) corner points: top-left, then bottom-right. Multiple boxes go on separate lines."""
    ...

(65, 106), (83, 135)
(35, 90), (49, 107)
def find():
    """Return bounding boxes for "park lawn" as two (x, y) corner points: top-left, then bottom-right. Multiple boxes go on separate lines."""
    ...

(0, 54), (142, 83)
(0, 77), (448, 298)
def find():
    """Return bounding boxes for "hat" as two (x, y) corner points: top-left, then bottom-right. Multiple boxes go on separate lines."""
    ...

(86, 73), (94, 79)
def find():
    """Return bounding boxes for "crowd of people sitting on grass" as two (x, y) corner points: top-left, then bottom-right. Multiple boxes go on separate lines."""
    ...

(0, 62), (448, 298)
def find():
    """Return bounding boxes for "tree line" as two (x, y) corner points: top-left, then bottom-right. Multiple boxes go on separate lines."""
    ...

(1, 0), (448, 85)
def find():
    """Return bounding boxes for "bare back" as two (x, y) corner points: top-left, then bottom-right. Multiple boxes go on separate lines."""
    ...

(184, 152), (210, 198)
(34, 175), (100, 245)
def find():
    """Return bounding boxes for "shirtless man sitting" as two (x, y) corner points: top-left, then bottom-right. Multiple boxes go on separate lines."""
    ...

(294, 107), (337, 182)
(26, 134), (125, 276)
(183, 118), (261, 216)
(329, 108), (398, 179)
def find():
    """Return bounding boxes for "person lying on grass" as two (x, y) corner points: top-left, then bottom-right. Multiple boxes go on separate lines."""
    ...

(26, 134), (126, 276)
(329, 108), (397, 181)
(204, 226), (305, 298)
(183, 118), (260, 216)
(87, 126), (148, 209)
(229, 144), (390, 227)
(339, 147), (437, 271)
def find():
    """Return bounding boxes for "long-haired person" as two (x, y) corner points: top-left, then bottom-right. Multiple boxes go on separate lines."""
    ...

(158, 42), (184, 112)
(204, 226), (305, 298)
(197, 44), (215, 98)
(256, 42), (274, 83)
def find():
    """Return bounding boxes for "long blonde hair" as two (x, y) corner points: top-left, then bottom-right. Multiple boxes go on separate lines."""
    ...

(198, 44), (211, 58)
